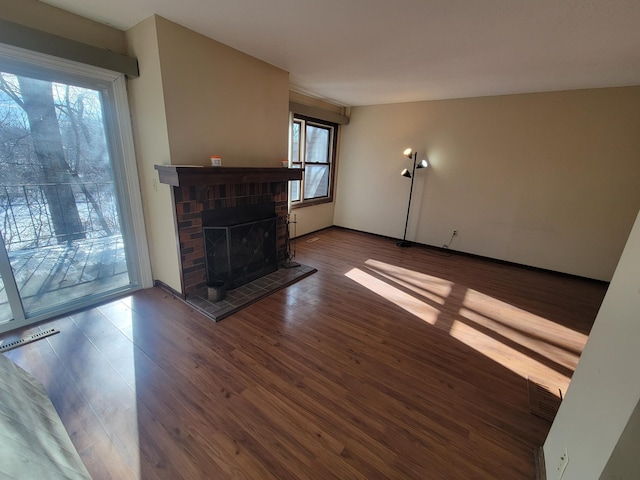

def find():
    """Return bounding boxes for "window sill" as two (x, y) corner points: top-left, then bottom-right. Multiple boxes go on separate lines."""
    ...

(291, 197), (333, 209)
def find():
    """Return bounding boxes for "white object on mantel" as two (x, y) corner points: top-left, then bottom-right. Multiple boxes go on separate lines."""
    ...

(210, 155), (222, 166)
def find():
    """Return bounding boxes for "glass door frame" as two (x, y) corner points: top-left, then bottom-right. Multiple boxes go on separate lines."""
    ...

(0, 233), (25, 325)
(0, 43), (152, 334)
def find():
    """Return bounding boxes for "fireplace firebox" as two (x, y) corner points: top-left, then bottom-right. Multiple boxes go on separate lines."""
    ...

(203, 203), (277, 289)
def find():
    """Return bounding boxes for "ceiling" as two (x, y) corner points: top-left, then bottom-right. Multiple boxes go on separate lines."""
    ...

(42, 0), (640, 106)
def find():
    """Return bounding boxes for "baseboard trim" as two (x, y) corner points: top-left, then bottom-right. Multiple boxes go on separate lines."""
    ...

(154, 280), (184, 299)
(330, 226), (608, 285)
(535, 447), (547, 480)
(292, 225), (334, 240)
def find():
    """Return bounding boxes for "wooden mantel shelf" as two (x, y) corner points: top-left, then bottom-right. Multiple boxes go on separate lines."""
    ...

(155, 165), (302, 187)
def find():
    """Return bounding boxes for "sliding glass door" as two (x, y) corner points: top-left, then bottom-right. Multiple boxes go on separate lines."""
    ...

(0, 45), (150, 333)
(0, 274), (10, 324)
(0, 233), (22, 325)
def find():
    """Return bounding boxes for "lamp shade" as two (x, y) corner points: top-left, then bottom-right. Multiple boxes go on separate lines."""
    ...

(403, 148), (413, 158)
(401, 168), (411, 178)
(416, 159), (428, 169)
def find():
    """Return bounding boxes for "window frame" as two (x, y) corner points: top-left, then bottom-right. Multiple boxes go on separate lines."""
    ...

(290, 114), (338, 208)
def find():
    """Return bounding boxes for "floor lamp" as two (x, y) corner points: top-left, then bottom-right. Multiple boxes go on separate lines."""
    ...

(397, 148), (428, 247)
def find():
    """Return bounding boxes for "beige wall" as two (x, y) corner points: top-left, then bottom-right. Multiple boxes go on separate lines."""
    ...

(0, 0), (126, 54)
(155, 16), (289, 166)
(126, 16), (182, 292)
(543, 208), (640, 479)
(292, 202), (335, 237)
(126, 16), (291, 291)
(335, 88), (640, 280)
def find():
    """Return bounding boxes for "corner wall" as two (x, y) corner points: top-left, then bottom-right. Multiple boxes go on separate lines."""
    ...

(288, 92), (346, 237)
(126, 16), (182, 292)
(599, 398), (640, 479)
(543, 207), (640, 479)
(126, 15), (291, 293)
(334, 88), (640, 280)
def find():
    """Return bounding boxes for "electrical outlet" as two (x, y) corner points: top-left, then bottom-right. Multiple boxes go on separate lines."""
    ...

(557, 448), (569, 479)
(453, 230), (458, 236)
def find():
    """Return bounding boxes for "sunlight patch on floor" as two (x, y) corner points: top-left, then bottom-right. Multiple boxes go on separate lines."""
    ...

(450, 320), (570, 394)
(462, 288), (587, 351)
(96, 300), (142, 479)
(347, 259), (585, 394)
(460, 289), (587, 372)
(345, 267), (440, 324)
(364, 259), (453, 305)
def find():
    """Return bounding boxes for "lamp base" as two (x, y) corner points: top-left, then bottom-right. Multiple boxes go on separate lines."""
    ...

(396, 240), (412, 247)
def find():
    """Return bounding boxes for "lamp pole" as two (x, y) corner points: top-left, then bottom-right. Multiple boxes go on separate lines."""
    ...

(398, 151), (418, 247)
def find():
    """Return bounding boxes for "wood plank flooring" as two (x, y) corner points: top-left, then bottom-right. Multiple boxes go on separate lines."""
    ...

(1, 227), (608, 479)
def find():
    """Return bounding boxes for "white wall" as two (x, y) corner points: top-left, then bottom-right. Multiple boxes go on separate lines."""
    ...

(334, 88), (640, 281)
(543, 207), (640, 479)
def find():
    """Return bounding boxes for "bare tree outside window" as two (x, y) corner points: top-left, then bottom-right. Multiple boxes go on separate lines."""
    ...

(0, 53), (138, 330)
(0, 72), (117, 249)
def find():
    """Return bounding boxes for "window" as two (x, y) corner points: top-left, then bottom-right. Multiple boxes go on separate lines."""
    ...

(290, 115), (337, 207)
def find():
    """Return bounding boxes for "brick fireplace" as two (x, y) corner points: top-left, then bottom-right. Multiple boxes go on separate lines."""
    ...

(155, 165), (302, 299)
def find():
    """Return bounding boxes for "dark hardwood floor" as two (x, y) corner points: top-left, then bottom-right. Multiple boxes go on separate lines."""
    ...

(2, 227), (608, 479)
